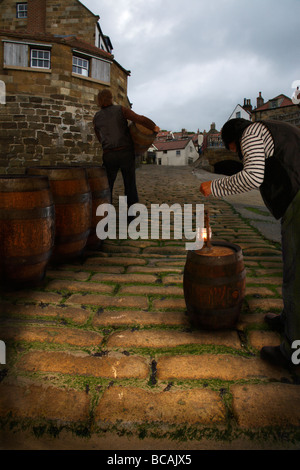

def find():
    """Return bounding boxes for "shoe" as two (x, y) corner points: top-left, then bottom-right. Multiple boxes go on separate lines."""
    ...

(264, 313), (284, 332)
(260, 346), (292, 369)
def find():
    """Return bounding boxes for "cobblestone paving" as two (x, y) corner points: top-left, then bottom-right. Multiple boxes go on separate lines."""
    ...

(1, 165), (300, 450)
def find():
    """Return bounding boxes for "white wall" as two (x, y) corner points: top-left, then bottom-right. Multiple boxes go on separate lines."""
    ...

(228, 105), (251, 121)
(156, 141), (198, 166)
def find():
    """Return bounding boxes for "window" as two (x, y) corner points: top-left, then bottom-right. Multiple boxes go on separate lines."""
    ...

(72, 51), (111, 83)
(31, 49), (51, 69)
(176, 150), (181, 155)
(236, 111), (241, 118)
(73, 56), (89, 77)
(16, 3), (27, 18)
(270, 100), (278, 109)
(3, 41), (52, 70)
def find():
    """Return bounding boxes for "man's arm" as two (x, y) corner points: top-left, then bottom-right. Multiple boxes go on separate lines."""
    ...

(93, 117), (102, 144)
(122, 107), (159, 133)
(211, 134), (265, 197)
(200, 135), (266, 197)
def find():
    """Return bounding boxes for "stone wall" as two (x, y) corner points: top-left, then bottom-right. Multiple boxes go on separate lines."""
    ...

(0, 36), (130, 174)
(0, 0), (28, 31)
(0, 93), (101, 173)
(204, 147), (240, 166)
(253, 106), (300, 127)
(0, 0), (98, 45)
(45, 0), (98, 44)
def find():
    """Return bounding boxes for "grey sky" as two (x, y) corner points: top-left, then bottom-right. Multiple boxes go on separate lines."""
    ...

(81, 0), (300, 132)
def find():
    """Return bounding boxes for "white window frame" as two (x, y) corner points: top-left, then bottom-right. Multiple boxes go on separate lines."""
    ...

(3, 40), (52, 70)
(72, 49), (111, 83)
(72, 56), (89, 77)
(30, 49), (51, 69)
(16, 3), (27, 18)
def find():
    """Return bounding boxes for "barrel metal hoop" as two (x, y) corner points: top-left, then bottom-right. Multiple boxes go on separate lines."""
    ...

(183, 269), (246, 286)
(0, 205), (55, 220)
(53, 192), (91, 205)
(4, 248), (53, 266)
(55, 229), (91, 244)
(91, 189), (111, 199)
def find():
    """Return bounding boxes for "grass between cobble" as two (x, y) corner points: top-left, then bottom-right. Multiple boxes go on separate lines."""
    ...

(1, 170), (299, 448)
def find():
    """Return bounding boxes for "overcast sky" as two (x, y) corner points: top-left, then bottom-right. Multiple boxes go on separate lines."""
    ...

(82, 0), (300, 133)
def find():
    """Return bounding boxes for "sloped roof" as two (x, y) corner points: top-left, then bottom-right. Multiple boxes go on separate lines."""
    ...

(0, 29), (113, 61)
(0, 29), (131, 74)
(254, 94), (294, 112)
(153, 139), (191, 151)
(63, 35), (113, 60)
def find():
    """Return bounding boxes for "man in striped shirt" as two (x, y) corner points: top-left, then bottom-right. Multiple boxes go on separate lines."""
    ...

(200, 118), (300, 369)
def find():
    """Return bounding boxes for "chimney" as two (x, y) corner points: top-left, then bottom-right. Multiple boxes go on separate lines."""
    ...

(243, 98), (252, 113)
(27, 0), (46, 34)
(256, 92), (264, 109)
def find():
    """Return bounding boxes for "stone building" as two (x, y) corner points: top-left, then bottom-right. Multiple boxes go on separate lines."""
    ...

(252, 92), (300, 127)
(0, 0), (131, 173)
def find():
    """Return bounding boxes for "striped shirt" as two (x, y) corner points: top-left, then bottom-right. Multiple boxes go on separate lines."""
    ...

(211, 122), (274, 197)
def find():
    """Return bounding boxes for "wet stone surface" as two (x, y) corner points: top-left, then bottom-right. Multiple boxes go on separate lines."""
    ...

(1, 165), (299, 450)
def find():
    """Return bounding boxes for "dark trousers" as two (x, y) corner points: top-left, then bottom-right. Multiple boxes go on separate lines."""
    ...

(102, 147), (138, 208)
(280, 189), (300, 360)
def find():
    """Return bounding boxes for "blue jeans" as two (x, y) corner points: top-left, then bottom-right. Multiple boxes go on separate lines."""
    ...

(280, 190), (300, 360)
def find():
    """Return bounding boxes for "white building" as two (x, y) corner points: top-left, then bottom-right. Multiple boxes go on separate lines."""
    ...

(152, 139), (199, 166)
(228, 97), (253, 121)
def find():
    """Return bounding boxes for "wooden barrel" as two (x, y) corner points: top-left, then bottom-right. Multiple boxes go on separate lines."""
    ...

(84, 165), (111, 250)
(183, 241), (246, 330)
(0, 175), (55, 287)
(26, 166), (92, 263)
(129, 122), (157, 155)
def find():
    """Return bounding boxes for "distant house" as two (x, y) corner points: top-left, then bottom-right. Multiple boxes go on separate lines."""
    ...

(152, 139), (198, 166)
(252, 92), (300, 127)
(156, 130), (174, 141)
(228, 99), (252, 121)
(202, 123), (223, 152)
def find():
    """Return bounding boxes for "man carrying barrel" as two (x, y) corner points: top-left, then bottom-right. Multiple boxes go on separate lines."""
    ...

(93, 89), (160, 217)
(200, 118), (300, 369)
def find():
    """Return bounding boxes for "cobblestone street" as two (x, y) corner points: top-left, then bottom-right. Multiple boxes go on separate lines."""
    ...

(1, 164), (300, 450)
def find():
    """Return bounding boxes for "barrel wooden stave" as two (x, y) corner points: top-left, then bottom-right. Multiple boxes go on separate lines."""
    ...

(183, 241), (246, 330)
(84, 165), (111, 250)
(26, 166), (92, 263)
(0, 175), (55, 286)
(129, 122), (157, 155)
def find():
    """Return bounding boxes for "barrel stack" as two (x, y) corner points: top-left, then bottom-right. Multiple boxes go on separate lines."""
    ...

(0, 164), (111, 289)
(26, 166), (92, 264)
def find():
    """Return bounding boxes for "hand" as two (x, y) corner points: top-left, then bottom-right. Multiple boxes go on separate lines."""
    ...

(154, 126), (160, 133)
(200, 181), (212, 197)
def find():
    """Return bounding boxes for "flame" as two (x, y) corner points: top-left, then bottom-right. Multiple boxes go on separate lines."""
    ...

(201, 227), (212, 241)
